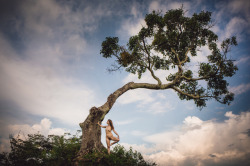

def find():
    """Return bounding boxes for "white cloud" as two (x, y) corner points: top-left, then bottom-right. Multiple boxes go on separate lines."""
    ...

(122, 67), (178, 85)
(0, 118), (68, 152)
(182, 116), (203, 130)
(117, 84), (177, 114)
(144, 130), (181, 145)
(9, 118), (67, 137)
(0, 0), (113, 129)
(123, 111), (250, 166)
(131, 130), (148, 137)
(117, 89), (154, 105)
(187, 46), (210, 78)
(235, 56), (250, 65)
(120, 142), (157, 155)
(131, 5), (140, 18)
(226, 0), (250, 22)
(215, 0), (250, 43)
(19, 0), (111, 37)
(117, 1), (146, 40)
(148, 1), (159, 11)
(117, 119), (135, 125)
(0, 34), (96, 125)
(168, 2), (191, 11)
(148, 0), (191, 13)
(143, 101), (175, 114)
(122, 72), (156, 84)
(119, 70), (179, 114)
(224, 17), (248, 41)
(117, 17), (146, 40)
(229, 83), (250, 95)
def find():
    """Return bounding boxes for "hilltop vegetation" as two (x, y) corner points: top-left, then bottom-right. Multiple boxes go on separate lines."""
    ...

(0, 132), (156, 166)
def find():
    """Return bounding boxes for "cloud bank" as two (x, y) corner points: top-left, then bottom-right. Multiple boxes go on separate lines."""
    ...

(121, 111), (250, 166)
(0, 118), (67, 152)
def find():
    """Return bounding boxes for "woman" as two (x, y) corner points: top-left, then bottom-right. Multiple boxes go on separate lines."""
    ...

(97, 119), (120, 154)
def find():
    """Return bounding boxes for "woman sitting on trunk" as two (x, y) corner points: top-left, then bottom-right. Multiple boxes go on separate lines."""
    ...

(97, 119), (120, 154)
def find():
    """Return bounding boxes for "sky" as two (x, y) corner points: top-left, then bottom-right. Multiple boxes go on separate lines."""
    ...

(0, 0), (250, 165)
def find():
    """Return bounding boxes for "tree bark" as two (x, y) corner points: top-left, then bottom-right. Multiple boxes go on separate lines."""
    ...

(77, 107), (106, 156)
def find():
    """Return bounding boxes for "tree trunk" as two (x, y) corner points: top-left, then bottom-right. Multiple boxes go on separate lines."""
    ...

(77, 106), (106, 157)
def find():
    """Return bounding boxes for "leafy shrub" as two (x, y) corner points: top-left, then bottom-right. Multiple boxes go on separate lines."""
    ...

(1, 132), (156, 166)
(78, 144), (156, 166)
(0, 131), (81, 166)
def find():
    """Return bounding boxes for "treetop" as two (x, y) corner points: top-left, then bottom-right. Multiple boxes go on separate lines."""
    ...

(100, 7), (238, 109)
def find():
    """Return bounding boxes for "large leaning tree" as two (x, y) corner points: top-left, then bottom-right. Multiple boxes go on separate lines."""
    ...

(77, 8), (238, 157)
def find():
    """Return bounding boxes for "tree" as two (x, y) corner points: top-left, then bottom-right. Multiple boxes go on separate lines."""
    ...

(77, 7), (238, 157)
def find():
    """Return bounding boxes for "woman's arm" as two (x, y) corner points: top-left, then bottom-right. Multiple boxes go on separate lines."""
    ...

(113, 129), (119, 138)
(97, 121), (106, 128)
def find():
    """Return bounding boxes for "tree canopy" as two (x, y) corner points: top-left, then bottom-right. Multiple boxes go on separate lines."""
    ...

(100, 8), (238, 109)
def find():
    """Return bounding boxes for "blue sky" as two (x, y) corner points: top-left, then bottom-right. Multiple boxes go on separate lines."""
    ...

(0, 0), (250, 165)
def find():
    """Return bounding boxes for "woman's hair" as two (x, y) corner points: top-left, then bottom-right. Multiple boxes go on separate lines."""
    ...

(108, 119), (114, 130)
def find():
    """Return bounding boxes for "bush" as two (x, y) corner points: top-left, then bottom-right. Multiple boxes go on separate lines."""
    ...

(1, 132), (156, 166)
(0, 131), (81, 166)
(78, 144), (156, 166)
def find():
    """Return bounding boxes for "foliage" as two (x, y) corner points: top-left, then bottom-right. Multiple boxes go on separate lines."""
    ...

(78, 144), (156, 166)
(100, 7), (238, 109)
(0, 131), (81, 166)
(0, 133), (155, 166)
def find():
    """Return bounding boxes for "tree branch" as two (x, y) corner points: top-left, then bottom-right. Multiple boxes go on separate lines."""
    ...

(181, 75), (209, 82)
(142, 38), (162, 85)
(142, 39), (151, 68)
(180, 48), (190, 65)
(148, 67), (162, 85)
(171, 48), (181, 64)
(171, 86), (213, 99)
(98, 81), (174, 119)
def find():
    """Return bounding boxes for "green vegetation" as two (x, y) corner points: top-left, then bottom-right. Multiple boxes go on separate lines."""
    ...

(0, 132), (156, 166)
(79, 144), (156, 166)
(0, 131), (81, 166)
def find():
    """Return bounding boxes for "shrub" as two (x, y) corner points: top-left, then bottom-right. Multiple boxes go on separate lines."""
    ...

(0, 131), (81, 166)
(78, 144), (156, 166)
(0, 132), (156, 166)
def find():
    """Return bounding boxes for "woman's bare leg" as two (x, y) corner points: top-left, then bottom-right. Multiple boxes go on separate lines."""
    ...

(110, 136), (120, 146)
(106, 137), (111, 154)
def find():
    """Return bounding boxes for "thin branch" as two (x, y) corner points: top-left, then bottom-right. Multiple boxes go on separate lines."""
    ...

(107, 63), (123, 73)
(171, 48), (181, 64)
(180, 48), (190, 65)
(142, 39), (151, 68)
(171, 86), (213, 99)
(148, 67), (162, 85)
(181, 75), (209, 82)
(142, 38), (162, 85)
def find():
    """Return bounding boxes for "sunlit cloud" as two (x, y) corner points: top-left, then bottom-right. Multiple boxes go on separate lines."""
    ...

(229, 83), (250, 96)
(0, 0), (109, 126)
(117, 89), (155, 105)
(235, 56), (250, 65)
(123, 111), (250, 166)
(148, 0), (192, 14)
(0, 118), (68, 152)
(0, 47), (96, 125)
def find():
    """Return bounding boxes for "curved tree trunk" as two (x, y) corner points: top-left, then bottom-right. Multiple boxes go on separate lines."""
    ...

(78, 107), (106, 156)
(76, 81), (173, 160)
